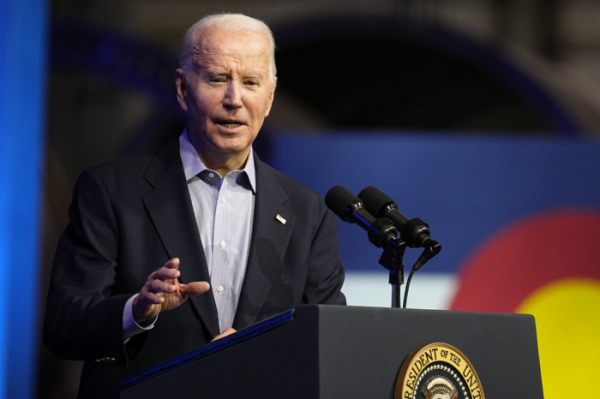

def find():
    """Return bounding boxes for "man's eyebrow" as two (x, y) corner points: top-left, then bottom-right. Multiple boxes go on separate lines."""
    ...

(205, 69), (228, 76)
(243, 73), (264, 80)
(201, 69), (265, 81)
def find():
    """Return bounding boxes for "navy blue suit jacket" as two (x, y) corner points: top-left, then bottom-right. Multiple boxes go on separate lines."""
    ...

(44, 138), (345, 398)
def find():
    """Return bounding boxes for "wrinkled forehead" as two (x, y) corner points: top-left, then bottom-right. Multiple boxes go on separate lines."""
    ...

(192, 28), (272, 70)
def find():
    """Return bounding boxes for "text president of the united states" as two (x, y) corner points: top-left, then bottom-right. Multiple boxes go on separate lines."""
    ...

(44, 13), (345, 399)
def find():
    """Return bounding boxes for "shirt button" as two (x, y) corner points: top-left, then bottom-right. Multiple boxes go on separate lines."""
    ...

(220, 197), (226, 203)
(217, 285), (224, 292)
(219, 240), (226, 247)
(209, 173), (214, 178)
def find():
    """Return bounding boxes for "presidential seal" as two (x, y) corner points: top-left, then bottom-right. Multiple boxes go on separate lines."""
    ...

(395, 343), (485, 399)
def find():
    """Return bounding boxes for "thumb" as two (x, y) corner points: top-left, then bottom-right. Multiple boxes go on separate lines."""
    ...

(180, 281), (210, 296)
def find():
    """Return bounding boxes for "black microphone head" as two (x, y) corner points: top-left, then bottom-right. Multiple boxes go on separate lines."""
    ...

(358, 186), (396, 218)
(325, 186), (362, 223)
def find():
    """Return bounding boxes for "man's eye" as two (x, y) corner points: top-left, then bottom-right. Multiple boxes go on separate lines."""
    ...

(207, 75), (226, 83)
(245, 81), (258, 86)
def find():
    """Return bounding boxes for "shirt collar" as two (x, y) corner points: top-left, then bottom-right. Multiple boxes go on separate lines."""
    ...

(179, 128), (257, 192)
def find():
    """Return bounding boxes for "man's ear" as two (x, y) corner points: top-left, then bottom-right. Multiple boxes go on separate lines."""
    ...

(175, 68), (188, 113)
(264, 77), (277, 117)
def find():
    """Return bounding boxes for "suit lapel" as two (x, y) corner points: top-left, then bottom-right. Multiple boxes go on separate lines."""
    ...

(233, 155), (295, 329)
(142, 139), (220, 338)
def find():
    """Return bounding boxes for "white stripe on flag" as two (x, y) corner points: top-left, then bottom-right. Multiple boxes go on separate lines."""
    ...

(342, 271), (458, 310)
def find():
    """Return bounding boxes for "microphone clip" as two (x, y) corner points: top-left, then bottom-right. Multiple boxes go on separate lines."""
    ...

(413, 239), (442, 271)
(378, 239), (407, 308)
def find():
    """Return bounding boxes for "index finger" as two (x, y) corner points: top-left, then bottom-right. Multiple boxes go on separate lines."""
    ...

(146, 258), (181, 282)
(165, 258), (180, 269)
(150, 267), (181, 282)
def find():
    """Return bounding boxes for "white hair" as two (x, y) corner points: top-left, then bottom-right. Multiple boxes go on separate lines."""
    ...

(179, 13), (277, 85)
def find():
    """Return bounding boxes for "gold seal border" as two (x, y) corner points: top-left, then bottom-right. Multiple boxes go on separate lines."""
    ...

(394, 342), (485, 399)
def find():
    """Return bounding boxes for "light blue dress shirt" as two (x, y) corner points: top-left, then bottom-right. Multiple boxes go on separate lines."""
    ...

(180, 129), (256, 332)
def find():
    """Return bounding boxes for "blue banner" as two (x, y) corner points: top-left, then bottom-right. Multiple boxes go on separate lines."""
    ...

(0, 1), (48, 398)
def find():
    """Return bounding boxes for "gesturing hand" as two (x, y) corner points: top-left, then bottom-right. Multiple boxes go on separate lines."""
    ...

(132, 258), (210, 324)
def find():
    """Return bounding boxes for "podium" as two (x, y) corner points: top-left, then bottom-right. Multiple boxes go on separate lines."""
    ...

(121, 305), (544, 398)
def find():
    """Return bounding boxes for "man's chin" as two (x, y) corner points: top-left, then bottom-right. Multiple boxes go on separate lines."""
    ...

(189, 128), (255, 159)
(210, 138), (253, 157)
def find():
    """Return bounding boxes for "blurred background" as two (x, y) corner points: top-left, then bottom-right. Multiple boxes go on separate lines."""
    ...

(2, 0), (600, 398)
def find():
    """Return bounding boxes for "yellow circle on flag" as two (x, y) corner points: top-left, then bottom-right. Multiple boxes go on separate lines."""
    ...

(517, 278), (600, 399)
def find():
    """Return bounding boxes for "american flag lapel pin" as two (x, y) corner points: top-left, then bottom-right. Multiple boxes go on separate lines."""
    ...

(275, 214), (287, 225)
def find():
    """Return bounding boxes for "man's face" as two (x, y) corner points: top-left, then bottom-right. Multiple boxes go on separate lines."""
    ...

(176, 27), (275, 166)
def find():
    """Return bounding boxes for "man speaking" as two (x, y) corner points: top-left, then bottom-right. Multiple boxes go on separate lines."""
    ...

(44, 13), (345, 399)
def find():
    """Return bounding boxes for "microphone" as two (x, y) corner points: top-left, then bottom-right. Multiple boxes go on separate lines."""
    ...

(359, 188), (441, 305)
(358, 186), (438, 250)
(325, 186), (401, 249)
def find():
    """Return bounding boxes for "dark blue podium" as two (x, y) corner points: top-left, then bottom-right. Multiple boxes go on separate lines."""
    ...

(121, 305), (544, 398)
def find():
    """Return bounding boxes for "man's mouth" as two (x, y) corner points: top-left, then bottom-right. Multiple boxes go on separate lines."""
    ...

(216, 120), (243, 129)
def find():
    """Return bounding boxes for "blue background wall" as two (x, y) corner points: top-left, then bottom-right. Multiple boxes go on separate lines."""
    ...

(270, 134), (600, 276)
(0, 1), (48, 398)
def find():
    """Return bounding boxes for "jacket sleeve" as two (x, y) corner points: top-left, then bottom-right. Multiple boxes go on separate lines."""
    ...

(43, 168), (143, 365)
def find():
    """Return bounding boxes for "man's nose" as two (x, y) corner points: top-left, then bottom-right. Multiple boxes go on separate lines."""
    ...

(223, 81), (243, 109)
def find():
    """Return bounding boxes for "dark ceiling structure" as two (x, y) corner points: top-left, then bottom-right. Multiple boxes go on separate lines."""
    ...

(51, 16), (581, 159)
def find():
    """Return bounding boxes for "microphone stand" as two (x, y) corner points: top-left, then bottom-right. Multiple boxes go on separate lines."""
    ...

(378, 239), (407, 308)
